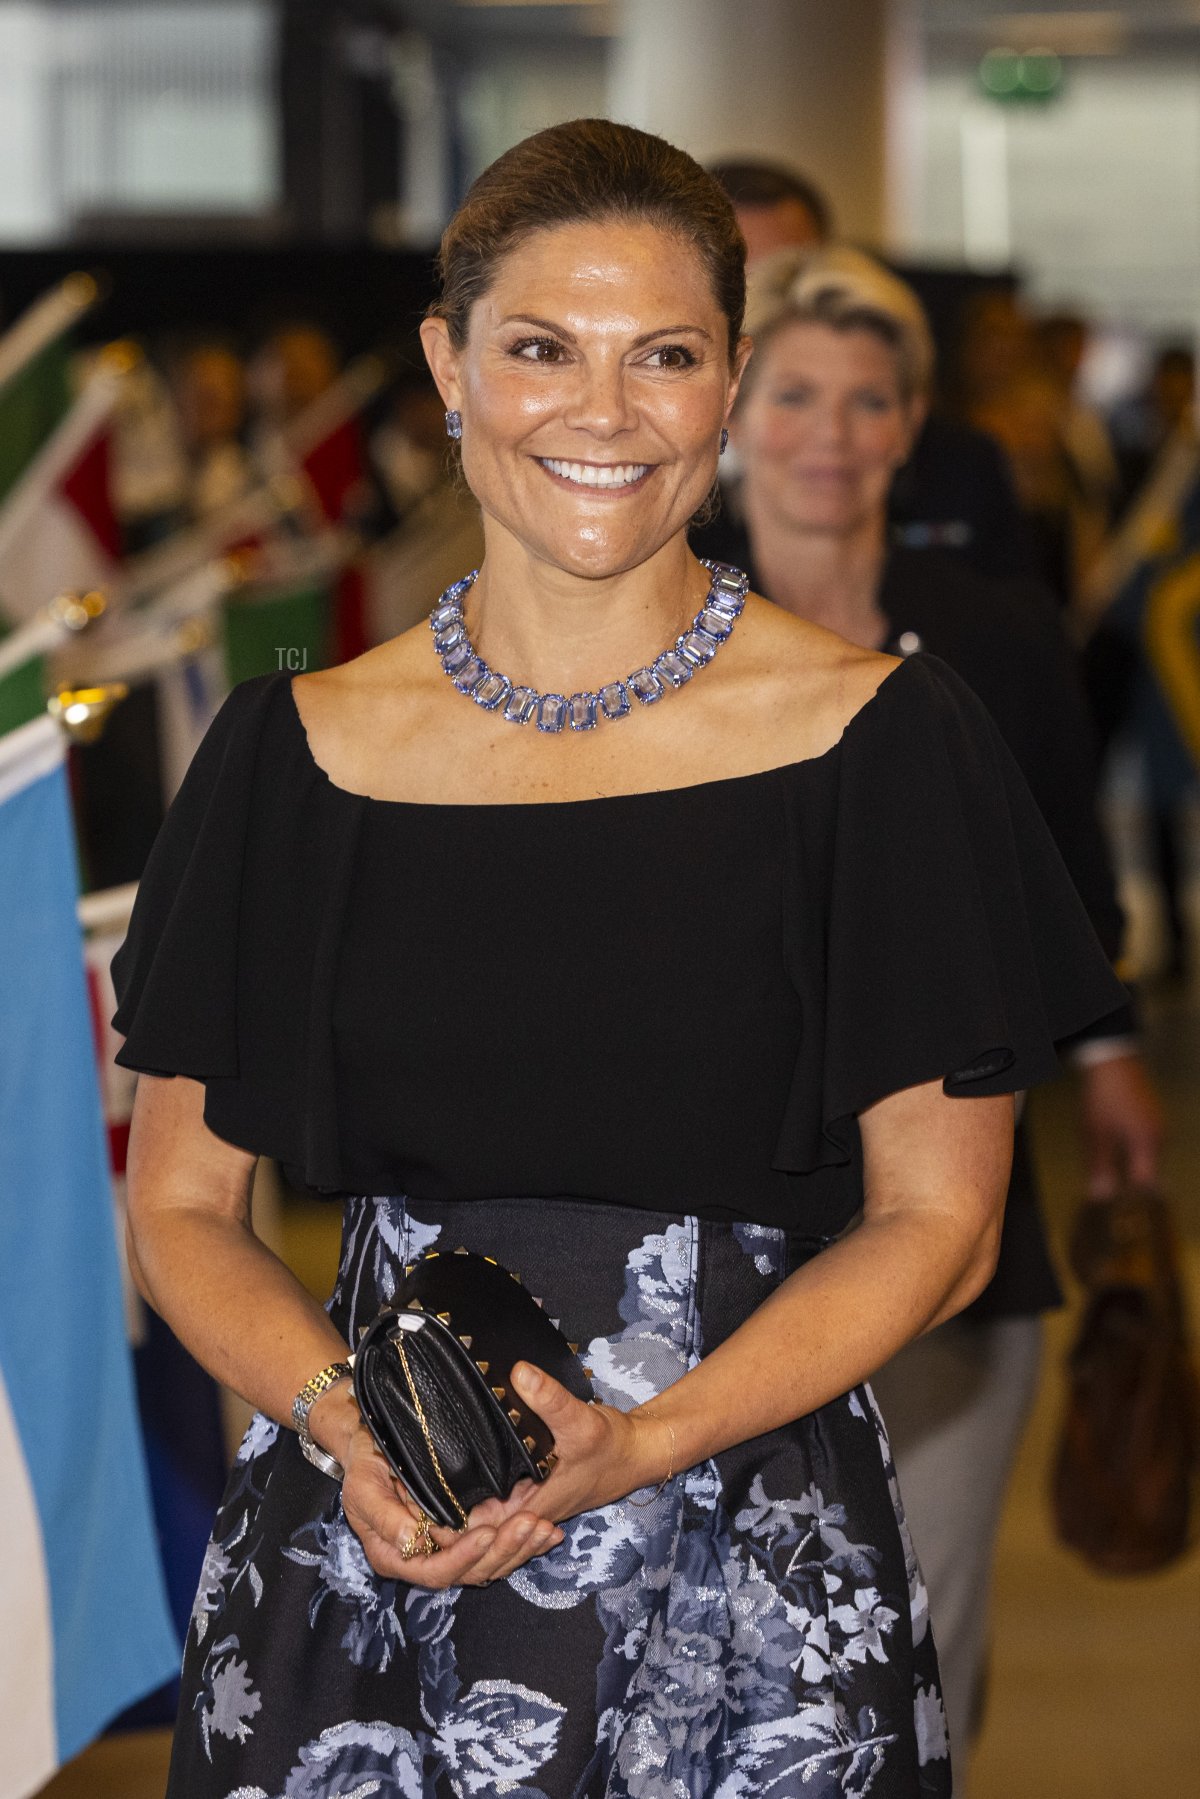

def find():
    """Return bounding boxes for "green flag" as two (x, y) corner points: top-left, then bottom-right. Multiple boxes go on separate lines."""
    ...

(0, 617), (46, 733)
(221, 578), (333, 687)
(0, 341), (72, 507)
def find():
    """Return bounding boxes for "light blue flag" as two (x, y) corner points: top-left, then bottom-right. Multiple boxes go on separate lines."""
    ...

(0, 714), (178, 1799)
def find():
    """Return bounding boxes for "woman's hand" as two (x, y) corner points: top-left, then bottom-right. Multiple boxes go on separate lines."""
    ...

(504, 1363), (671, 1522)
(338, 1420), (566, 1588)
(339, 1361), (670, 1586)
(1077, 1051), (1165, 1201)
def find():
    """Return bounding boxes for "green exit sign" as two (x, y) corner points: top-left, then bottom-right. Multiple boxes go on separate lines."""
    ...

(978, 47), (1065, 104)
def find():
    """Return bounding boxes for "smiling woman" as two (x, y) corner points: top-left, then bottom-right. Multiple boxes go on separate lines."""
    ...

(112, 119), (1128, 1799)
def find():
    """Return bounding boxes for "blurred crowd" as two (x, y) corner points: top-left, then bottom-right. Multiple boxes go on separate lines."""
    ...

(105, 317), (486, 644)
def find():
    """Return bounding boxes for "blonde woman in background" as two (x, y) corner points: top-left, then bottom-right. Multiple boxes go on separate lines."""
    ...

(711, 245), (1163, 1788)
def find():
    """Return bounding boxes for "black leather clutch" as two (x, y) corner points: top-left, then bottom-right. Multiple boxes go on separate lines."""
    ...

(352, 1248), (595, 1529)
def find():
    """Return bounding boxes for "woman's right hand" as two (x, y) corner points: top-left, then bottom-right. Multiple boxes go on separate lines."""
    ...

(338, 1420), (564, 1589)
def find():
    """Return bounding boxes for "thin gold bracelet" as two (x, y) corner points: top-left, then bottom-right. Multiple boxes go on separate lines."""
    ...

(628, 1417), (677, 1507)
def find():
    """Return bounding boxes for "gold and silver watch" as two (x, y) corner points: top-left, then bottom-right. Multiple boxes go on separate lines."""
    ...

(291, 1360), (354, 1479)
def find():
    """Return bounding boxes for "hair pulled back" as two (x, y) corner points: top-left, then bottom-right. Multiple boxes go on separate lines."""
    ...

(429, 119), (746, 365)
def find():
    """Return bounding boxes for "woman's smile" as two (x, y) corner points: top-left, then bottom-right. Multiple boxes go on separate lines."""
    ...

(536, 456), (654, 492)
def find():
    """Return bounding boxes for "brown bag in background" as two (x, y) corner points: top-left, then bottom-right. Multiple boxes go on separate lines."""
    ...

(1052, 1189), (1200, 1575)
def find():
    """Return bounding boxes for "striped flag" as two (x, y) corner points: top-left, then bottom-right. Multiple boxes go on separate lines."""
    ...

(0, 274), (100, 507)
(0, 367), (122, 625)
(0, 715), (177, 1799)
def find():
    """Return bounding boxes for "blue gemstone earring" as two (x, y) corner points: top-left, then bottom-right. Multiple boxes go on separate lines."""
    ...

(719, 427), (729, 455)
(445, 409), (462, 441)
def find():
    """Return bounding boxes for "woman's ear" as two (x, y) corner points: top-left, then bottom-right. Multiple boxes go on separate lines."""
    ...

(724, 334), (755, 422)
(419, 317), (462, 414)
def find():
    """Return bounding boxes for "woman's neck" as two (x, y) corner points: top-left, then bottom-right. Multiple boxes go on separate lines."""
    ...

(466, 526), (710, 694)
(742, 497), (890, 651)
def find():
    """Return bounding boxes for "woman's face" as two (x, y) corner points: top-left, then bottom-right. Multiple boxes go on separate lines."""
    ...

(733, 319), (924, 539)
(421, 219), (749, 578)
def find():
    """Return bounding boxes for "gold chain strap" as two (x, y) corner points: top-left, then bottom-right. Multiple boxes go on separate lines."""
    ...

(393, 1338), (470, 1529)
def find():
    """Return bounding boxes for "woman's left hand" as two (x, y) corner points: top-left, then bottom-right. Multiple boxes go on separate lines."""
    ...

(465, 1363), (670, 1531)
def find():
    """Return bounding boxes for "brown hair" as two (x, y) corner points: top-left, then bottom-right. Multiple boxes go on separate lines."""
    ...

(428, 119), (746, 365)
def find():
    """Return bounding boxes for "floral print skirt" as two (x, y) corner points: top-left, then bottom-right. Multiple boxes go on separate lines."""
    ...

(168, 1193), (951, 1798)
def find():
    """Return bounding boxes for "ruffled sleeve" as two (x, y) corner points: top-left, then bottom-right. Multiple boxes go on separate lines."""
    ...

(110, 671), (364, 1191)
(111, 678), (267, 1079)
(774, 652), (1129, 1183)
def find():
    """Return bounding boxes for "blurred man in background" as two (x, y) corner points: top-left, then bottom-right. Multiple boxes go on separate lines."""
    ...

(708, 158), (1035, 582)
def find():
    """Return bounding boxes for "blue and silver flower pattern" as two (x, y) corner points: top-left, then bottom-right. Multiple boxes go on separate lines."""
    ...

(176, 1195), (949, 1798)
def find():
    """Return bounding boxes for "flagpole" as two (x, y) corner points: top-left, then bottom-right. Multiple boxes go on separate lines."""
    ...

(0, 273), (102, 398)
(0, 589), (106, 682)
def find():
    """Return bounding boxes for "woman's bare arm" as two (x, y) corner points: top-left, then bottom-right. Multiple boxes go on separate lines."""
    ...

(125, 1074), (350, 1419)
(511, 1077), (1014, 1519)
(125, 1072), (564, 1587)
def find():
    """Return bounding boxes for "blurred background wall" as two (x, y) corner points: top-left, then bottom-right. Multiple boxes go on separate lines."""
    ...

(2, 3), (1199, 391)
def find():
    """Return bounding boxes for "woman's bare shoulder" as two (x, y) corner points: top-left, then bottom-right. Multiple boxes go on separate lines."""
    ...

(726, 594), (902, 766)
(290, 624), (438, 791)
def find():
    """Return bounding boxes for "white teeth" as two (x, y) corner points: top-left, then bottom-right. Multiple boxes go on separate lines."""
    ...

(542, 458), (649, 488)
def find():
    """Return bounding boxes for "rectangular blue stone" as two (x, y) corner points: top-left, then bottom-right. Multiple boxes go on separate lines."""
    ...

(442, 642), (471, 674)
(679, 630), (717, 666)
(503, 686), (537, 724)
(569, 692), (598, 731)
(433, 622), (466, 654)
(654, 651), (692, 688)
(474, 672), (511, 710)
(628, 667), (665, 704)
(453, 657), (485, 693)
(536, 693), (568, 733)
(599, 682), (630, 720)
(697, 607), (733, 639)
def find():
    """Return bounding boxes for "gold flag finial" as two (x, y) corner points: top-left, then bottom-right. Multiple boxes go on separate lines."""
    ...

(48, 683), (129, 744)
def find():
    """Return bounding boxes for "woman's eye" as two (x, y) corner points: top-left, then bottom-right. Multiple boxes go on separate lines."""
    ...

(855, 391), (896, 413)
(646, 344), (697, 370)
(509, 337), (565, 363)
(773, 386), (815, 407)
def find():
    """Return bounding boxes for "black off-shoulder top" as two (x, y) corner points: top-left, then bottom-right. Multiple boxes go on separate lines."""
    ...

(110, 657), (1125, 1239)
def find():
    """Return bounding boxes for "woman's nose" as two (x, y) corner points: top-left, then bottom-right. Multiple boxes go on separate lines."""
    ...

(562, 360), (636, 438)
(808, 399), (853, 449)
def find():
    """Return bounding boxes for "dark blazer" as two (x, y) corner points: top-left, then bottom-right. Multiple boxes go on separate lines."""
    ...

(888, 412), (1039, 583)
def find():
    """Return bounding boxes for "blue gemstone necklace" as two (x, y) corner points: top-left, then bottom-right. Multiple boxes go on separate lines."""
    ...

(429, 560), (749, 734)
